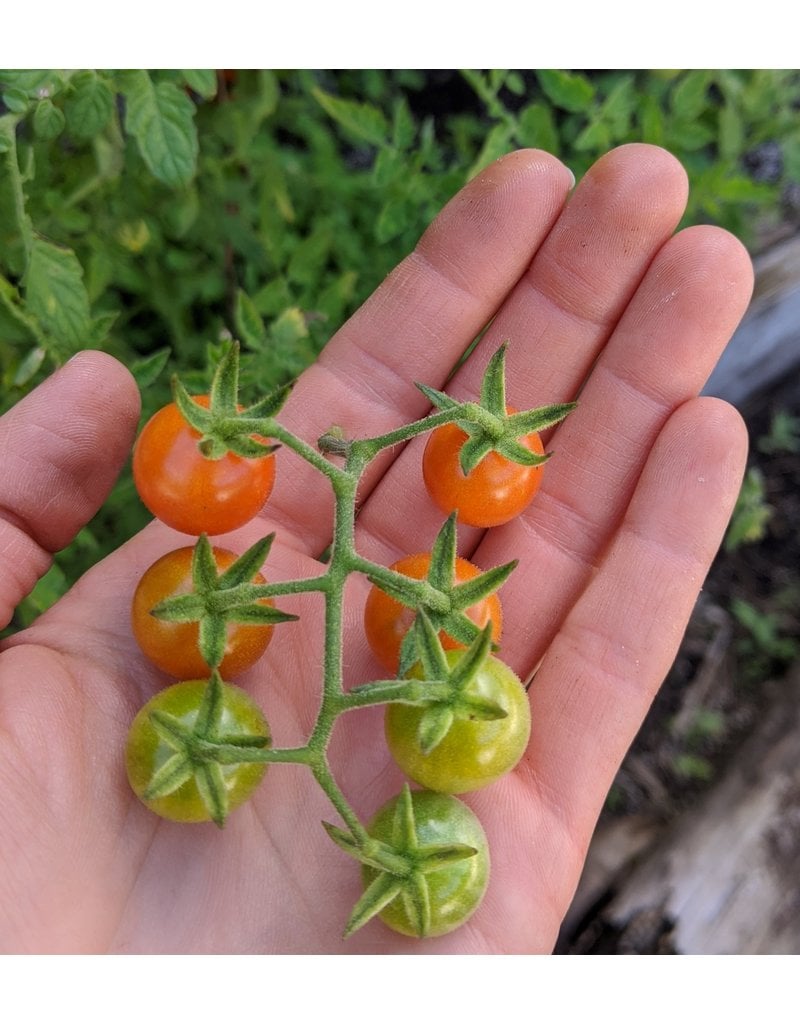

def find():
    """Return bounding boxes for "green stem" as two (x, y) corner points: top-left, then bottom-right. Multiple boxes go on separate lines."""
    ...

(4, 120), (34, 264)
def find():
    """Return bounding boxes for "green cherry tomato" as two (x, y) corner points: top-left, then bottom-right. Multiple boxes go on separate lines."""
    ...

(363, 789), (490, 938)
(385, 650), (531, 794)
(125, 679), (270, 823)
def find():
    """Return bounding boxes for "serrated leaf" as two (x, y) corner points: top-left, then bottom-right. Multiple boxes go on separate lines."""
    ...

(537, 70), (595, 112)
(64, 71), (114, 139)
(182, 69), (218, 100)
(312, 87), (388, 147)
(392, 96), (416, 150)
(122, 70), (198, 187)
(25, 238), (91, 356)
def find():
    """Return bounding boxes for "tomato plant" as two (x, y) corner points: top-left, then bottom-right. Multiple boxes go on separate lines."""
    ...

(360, 788), (490, 938)
(132, 396), (276, 535)
(422, 413), (545, 528)
(132, 545), (276, 680)
(363, 552), (502, 674)
(125, 677), (270, 824)
(385, 649), (531, 794)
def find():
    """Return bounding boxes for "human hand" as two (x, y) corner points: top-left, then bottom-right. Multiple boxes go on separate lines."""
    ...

(0, 144), (752, 953)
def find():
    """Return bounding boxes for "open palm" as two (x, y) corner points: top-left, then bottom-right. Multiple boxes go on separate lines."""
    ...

(0, 145), (752, 953)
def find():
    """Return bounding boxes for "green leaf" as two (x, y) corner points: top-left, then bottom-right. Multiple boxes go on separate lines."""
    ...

(312, 88), (388, 147)
(64, 71), (114, 139)
(375, 197), (408, 245)
(181, 70), (218, 100)
(574, 119), (611, 153)
(33, 99), (65, 140)
(467, 122), (513, 180)
(130, 347), (171, 389)
(392, 96), (416, 150)
(516, 103), (559, 154)
(718, 102), (744, 160)
(12, 345), (46, 386)
(536, 70), (595, 112)
(270, 307), (308, 348)
(235, 289), (267, 349)
(638, 94), (665, 146)
(2, 88), (29, 114)
(121, 70), (199, 187)
(25, 238), (92, 356)
(670, 71), (711, 120)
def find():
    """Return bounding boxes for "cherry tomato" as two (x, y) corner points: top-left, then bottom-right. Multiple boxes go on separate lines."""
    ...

(422, 412), (545, 528)
(132, 396), (275, 535)
(362, 789), (490, 938)
(125, 679), (269, 823)
(132, 546), (275, 680)
(363, 553), (502, 674)
(385, 650), (531, 794)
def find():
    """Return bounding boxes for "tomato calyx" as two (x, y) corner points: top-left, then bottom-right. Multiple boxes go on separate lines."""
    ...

(150, 533), (297, 670)
(140, 671), (271, 827)
(367, 513), (516, 676)
(172, 340), (290, 461)
(323, 785), (480, 938)
(416, 343), (575, 475)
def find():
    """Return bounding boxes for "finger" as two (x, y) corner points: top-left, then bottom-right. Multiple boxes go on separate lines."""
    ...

(0, 352), (141, 629)
(355, 144), (692, 564)
(262, 149), (574, 554)
(520, 397), (748, 843)
(480, 224), (754, 675)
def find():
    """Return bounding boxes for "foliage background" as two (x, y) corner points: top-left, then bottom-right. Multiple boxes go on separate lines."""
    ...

(2, 68), (799, 627)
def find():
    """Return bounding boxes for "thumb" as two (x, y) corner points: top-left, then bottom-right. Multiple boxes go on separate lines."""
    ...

(0, 350), (141, 629)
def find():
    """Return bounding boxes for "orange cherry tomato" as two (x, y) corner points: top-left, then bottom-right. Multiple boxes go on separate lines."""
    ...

(363, 553), (502, 674)
(133, 396), (275, 535)
(422, 411), (545, 528)
(132, 546), (274, 679)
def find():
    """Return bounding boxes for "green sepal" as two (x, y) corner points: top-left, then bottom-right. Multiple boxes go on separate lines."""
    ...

(199, 614), (227, 670)
(142, 752), (194, 800)
(417, 705), (454, 755)
(506, 401), (577, 435)
(150, 534), (294, 671)
(458, 432), (498, 475)
(404, 872), (431, 938)
(479, 344), (508, 416)
(169, 341), (280, 462)
(195, 670), (225, 738)
(414, 381), (460, 411)
(225, 605), (298, 626)
(427, 513), (457, 591)
(242, 381), (293, 419)
(149, 708), (194, 746)
(346, 677), (451, 708)
(450, 559), (517, 609)
(150, 593), (207, 622)
(195, 760), (229, 828)
(415, 609), (451, 682)
(217, 533), (275, 586)
(343, 872), (404, 938)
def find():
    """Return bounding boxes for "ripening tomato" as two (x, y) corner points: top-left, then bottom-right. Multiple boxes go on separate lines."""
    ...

(422, 412), (545, 528)
(363, 553), (502, 674)
(132, 396), (275, 535)
(125, 679), (270, 823)
(362, 789), (490, 938)
(385, 650), (531, 794)
(132, 546), (275, 680)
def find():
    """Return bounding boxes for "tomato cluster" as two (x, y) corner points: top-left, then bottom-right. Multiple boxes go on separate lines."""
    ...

(123, 343), (567, 941)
